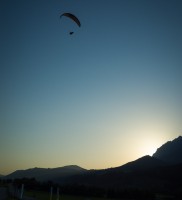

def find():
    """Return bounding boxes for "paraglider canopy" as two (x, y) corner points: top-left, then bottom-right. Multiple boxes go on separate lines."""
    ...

(60, 13), (81, 27)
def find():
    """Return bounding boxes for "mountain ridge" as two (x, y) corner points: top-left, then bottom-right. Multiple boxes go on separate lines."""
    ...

(152, 136), (182, 164)
(3, 136), (182, 188)
(5, 165), (87, 181)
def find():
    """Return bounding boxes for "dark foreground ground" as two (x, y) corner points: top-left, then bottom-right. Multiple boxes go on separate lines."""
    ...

(0, 187), (8, 200)
(0, 185), (179, 200)
(0, 187), (36, 200)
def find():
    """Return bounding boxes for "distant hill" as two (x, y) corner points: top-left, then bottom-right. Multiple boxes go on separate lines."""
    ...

(64, 155), (168, 188)
(114, 155), (166, 172)
(153, 136), (182, 164)
(4, 156), (167, 188)
(5, 165), (87, 181)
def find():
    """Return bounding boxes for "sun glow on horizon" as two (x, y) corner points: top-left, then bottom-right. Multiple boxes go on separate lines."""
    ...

(126, 133), (180, 161)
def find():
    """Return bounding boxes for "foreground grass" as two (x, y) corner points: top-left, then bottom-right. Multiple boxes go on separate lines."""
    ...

(25, 190), (110, 200)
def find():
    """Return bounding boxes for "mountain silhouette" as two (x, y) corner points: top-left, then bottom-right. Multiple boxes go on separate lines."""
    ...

(5, 165), (86, 181)
(153, 136), (182, 164)
(114, 155), (166, 172)
(63, 155), (168, 188)
(4, 136), (182, 193)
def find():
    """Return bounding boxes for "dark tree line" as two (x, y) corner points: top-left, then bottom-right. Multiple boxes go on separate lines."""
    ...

(1, 178), (155, 199)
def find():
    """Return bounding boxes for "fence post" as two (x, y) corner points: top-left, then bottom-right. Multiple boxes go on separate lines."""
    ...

(20, 184), (24, 199)
(50, 186), (53, 200)
(57, 187), (59, 200)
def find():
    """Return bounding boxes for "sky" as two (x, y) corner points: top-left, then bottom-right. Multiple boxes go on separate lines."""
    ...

(0, 0), (182, 175)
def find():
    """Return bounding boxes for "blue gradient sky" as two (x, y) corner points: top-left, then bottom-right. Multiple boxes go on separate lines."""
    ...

(1, 0), (182, 175)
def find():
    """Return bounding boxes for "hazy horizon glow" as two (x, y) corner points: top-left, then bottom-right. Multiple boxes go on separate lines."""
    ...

(1, 0), (182, 175)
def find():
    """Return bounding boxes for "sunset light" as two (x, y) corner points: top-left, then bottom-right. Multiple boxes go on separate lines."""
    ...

(1, 0), (182, 176)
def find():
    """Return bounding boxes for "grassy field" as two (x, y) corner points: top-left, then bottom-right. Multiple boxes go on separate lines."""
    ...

(25, 190), (110, 200)
(24, 190), (176, 200)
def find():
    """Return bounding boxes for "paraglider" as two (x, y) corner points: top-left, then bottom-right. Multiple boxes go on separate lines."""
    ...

(60, 13), (81, 35)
